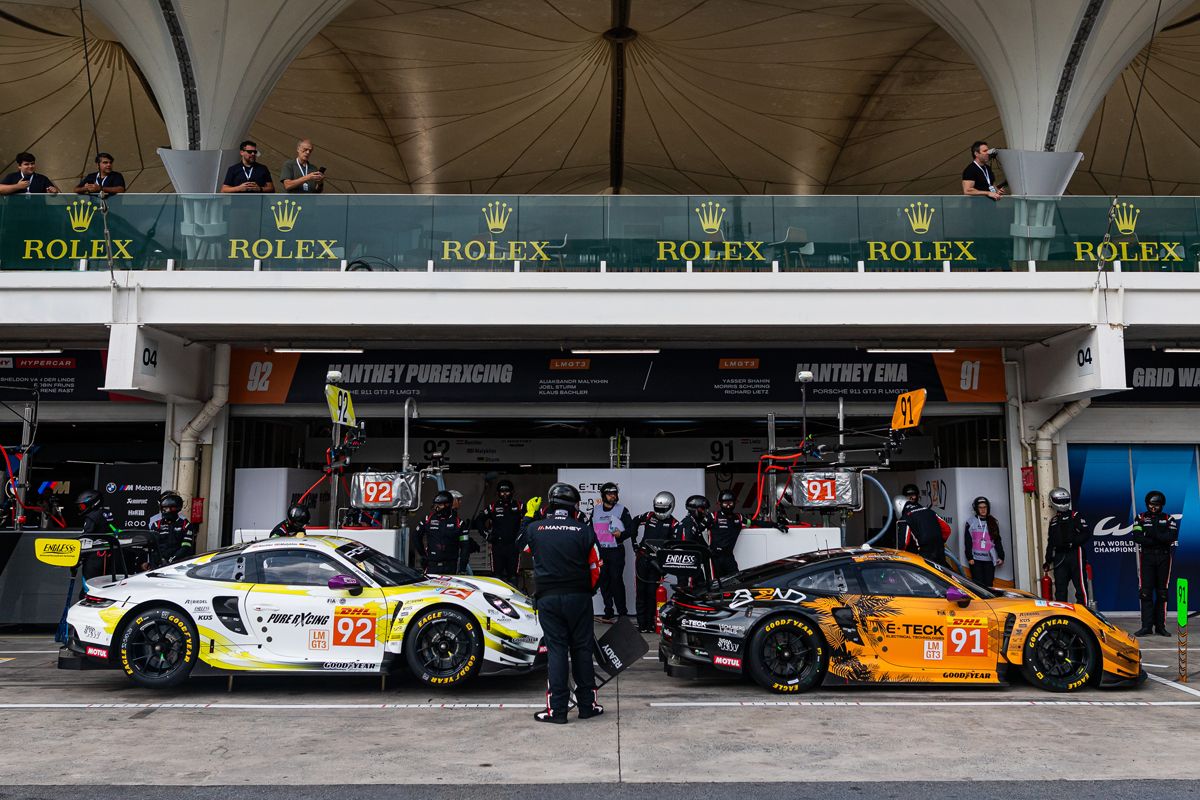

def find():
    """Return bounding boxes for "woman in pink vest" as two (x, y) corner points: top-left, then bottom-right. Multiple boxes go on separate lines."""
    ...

(964, 496), (1005, 589)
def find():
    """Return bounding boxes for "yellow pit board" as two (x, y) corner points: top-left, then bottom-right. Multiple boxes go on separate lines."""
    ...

(325, 384), (357, 428)
(891, 388), (927, 430)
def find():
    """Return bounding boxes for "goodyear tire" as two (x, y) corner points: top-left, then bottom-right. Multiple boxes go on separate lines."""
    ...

(405, 607), (484, 688)
(1021, 616), (1099, 693)
(117, 606), (198, 689)
(746, 614), (827, 694)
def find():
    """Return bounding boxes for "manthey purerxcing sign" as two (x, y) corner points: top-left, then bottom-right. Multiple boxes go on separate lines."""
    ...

(227, 349), (1005, 404)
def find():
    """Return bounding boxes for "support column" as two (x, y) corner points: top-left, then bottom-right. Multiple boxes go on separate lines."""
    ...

(87, 0), (355, 192)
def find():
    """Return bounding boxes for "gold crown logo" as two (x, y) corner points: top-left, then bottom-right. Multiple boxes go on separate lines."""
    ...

(270, 200), (302, 232)
(1114, 201), (1140, 235)
(482, 201), (513, 234)
(903, 201), (935, 235)
(694, 201), (726, 234)
(66, 199), (97, 232)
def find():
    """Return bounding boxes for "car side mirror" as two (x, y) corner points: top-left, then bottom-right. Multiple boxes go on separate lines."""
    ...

(328, 574), (363, 596)
(945, 586), (970, 608)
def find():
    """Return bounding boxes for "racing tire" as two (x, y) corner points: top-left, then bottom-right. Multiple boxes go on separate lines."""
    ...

(117, 606), (198, 689)
(745, 614), (827, 694)
(1021, 616), (1099, 693)
(405, 607), (484, 688)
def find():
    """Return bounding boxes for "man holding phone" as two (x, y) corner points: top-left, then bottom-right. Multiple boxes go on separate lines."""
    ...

(280, 138), (325, 193)
(1, 152), (59, 195)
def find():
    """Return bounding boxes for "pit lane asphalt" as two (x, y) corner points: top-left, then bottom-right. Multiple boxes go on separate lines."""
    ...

(0, 617), (1197, 788)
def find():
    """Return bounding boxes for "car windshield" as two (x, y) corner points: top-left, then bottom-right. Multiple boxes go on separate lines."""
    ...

(923, 558), (998, 599)
(335, 542), (424, 587)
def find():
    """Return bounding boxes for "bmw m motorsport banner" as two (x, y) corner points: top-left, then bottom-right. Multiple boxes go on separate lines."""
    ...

(1068, 444), (1200, 611)
(227, 348), (1005, 404)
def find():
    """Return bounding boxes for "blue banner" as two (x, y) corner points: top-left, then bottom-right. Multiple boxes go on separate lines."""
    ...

(1068, 444), (1198, 611)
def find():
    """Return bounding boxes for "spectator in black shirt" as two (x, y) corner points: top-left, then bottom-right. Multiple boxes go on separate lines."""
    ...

(221, 140), (274, 193)
(962, 141), (1003, 201)
(0, 152), (59, 195)
(75, 152), (125, 197)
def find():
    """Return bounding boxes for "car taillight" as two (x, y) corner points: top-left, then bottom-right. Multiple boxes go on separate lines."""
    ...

(676, 601), (716, 612)
(79, 595), (115, 608)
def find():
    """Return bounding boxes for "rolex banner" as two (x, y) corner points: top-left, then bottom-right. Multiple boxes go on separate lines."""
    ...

(227, 348), (1006, 405)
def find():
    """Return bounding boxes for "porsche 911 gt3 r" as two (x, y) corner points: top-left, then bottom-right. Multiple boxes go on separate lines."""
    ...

(659, 547), (1143, 693)
(59, 536), (543, 688)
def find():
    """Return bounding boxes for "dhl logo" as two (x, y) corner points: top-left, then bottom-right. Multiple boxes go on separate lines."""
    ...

(952, 617), (987, 627)
(335, 607), (376, 617)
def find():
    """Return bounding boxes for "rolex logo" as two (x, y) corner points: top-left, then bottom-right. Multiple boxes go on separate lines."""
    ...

(903, 201), (935, 235)
(66, 199), (97, 232)
(270, 200), (302, 232)
(694, 201), (725, 234)
(1114, 202), (1140, 235)
(482, 201), (513, 234)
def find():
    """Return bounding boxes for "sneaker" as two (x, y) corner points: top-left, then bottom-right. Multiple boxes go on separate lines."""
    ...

(534, 710), (567, 725)
(1134, 627), (1154, 636)
(1156, 627), (1171, 637)
(578, 703), (605, 719)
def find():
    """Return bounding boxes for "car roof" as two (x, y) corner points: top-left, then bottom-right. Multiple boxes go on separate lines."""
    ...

(243, 535), (354, 553)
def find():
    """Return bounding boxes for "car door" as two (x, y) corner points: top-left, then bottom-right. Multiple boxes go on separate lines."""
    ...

(855, 562), (998, 674)
(246, 548), (387, 669)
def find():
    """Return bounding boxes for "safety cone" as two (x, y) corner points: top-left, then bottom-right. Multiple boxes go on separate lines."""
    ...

(655, 580), (667, 634)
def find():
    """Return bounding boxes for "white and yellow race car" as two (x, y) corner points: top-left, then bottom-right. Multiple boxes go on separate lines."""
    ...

(58, 536), (544, 689)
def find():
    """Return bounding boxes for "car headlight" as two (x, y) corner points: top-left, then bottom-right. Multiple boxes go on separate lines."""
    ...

(484, 593), (520, 619)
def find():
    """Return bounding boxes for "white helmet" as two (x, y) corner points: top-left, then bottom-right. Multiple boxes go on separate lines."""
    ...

(1049, 487), (1071, 512)
(653, 491), (675, 520)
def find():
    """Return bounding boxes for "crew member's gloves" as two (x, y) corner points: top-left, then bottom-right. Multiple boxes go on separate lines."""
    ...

(525, 497), (543, 518)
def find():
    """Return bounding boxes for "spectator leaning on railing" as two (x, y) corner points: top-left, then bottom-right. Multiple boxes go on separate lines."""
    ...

(0, 152), (59, 195)
(962, 141), (1004, 201)
(221, 140), (274, 194)
(75, 152), (125, 198)
(280, 139), (325, 194)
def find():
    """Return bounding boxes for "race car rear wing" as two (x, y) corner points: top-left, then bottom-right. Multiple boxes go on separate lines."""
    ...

(654, 542), (712, 586)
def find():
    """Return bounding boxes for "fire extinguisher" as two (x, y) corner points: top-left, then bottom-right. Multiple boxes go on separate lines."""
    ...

(655, 580), (668, 634)
(1040, 570), (1054, 600)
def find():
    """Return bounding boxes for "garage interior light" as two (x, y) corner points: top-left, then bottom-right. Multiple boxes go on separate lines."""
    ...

(273, 347), (364, 354)
(866, 348), (956, 354)
(1164, 348), (1200, 353)
(0, 348), (64, 354)
(570, 348), (660, 354)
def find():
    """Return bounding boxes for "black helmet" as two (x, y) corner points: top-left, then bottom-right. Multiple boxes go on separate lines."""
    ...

(718, 490), (735, 507)
(972, 496), (990, 513)
(600, 481), (619, 496)
(547, 482), (581, 510)
(653, 491), (675, 520)
(160, 493), (183, 516)
(432, 490), (453, 511)
(287, 503), (311, 526)
(685, 495), (710, 515)
(1049, 487), (1071, 512)
(902, 483), (920, 499)
(497, 479), (514, 495)
(76, 489), (102, 514)
(1146, 490), (1166, 508)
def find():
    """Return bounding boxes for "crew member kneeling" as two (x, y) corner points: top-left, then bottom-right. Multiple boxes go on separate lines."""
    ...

(523, 482), (603, 724)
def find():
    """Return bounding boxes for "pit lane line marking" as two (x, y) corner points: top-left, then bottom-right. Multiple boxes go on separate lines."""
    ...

(0, 651), (59, 654)
(649, 700), (1200, 708)
(0, 702), (546, 710)
(1146, 673), (1200, 698)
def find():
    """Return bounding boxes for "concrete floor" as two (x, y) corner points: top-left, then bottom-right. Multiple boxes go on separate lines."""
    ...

(0, 617), (1197, 787)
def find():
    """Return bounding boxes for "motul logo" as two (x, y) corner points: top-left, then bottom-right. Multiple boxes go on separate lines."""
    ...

(712, 655), (741, 668)
(719, 358), (759, 370)
(549, 359), (590, 370)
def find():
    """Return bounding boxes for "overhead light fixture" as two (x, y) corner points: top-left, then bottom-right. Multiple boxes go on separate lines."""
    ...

(1163, 348), (1200, 353)
(519, 464), (533, 468)
(866, 348), (956, 354)
(706, 462), (722, 468)
(570, 348), (660, 354)
(272, 347), (364, 354)
(0, 348), (64, 355)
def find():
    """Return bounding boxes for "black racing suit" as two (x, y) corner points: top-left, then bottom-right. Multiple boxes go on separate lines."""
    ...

(1132, 511), (1178, 629)
(1044, 510), (1091, 605)
(710, 511), (745, 578)
(900, 504), (947, 567)
(80, 506), (119, 584)
(590, 502), (635, 618)
(632, 513), (681, 631)
(269, 521), (304, 538)
(416, 510), (470, 574)
(677, 512), (713, 590)
(149, 514), (196, 566)
(523, 508), (601, 718)
(478, 499), (524, 586)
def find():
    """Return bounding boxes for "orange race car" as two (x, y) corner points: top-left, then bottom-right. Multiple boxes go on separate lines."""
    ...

(658, 547), (1144, 693)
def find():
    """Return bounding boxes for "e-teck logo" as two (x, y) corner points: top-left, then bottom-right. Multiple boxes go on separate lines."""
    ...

(1073, 202), (1183, 263)
(441, 199), (552, 262)
(865, 201), (975, 263)
(22, 200), (133, 260)
(656, 199), (766, 262)
(228, 199), (339, 260)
